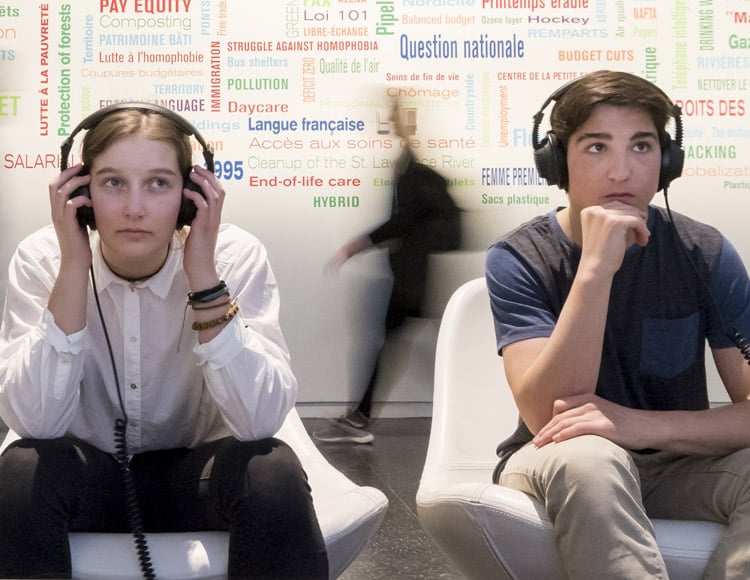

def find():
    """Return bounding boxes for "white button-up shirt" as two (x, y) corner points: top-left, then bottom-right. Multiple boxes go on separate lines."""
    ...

(0, 224), (297, 453)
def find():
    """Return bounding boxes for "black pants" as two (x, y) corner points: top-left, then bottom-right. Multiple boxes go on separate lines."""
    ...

(356, 299), (419, 418)
(0, 436), (329, 579)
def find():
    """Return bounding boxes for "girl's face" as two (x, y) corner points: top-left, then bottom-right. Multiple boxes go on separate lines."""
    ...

(565, 104), (662, 215)
(88, 135), (184, 278)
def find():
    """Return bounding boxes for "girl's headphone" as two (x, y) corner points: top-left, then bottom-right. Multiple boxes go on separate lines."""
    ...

(60, 102), (215, 229)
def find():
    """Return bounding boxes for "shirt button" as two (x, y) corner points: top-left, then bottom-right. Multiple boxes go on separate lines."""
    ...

(130, 383), (138, 390)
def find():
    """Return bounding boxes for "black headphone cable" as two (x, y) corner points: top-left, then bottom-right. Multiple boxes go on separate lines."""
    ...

(90, 265), (157, 580)
(662, 191), (750, 366)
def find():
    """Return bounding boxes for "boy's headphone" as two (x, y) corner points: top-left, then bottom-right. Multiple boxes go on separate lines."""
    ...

(60, 102), (215, 230)
(532, 76), (684, 192)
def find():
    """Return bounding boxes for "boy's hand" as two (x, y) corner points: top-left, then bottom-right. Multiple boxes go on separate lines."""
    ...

(579, 202), (650, 278)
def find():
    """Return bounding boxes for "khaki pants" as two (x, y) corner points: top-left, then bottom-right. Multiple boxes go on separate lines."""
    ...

(500, 435), (750, 579)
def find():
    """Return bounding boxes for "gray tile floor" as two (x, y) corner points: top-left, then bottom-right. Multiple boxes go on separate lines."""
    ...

(303, 417), (464, 580)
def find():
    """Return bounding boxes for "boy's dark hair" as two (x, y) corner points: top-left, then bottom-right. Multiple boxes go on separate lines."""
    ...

(549, 70), (675, 149)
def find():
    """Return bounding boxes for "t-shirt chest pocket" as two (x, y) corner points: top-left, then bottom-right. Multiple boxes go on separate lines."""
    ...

(640, 312), (700, 379)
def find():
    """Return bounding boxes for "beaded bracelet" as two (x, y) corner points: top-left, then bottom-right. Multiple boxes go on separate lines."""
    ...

(188, 280), (228, 304)
(192, 302), (239, 331)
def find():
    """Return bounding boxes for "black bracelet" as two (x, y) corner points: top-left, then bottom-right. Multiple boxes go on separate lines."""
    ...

(188, 280), (228, 303)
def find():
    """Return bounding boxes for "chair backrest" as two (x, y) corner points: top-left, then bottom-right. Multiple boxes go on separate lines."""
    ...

(421, 277), (519, 486)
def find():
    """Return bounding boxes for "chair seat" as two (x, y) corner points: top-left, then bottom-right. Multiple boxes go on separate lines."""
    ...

(418, 477), (724, 580)
(69, 532), (228, 580)
(68, 484), (389, 580)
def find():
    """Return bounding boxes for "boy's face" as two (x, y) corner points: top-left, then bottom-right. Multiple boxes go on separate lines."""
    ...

(565, 104), (662, 214)
(88, 135), (184, 275)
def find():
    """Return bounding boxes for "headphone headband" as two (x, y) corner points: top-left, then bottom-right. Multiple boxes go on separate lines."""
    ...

(532, 77), (584, 154)
(60, 102), (214, 171)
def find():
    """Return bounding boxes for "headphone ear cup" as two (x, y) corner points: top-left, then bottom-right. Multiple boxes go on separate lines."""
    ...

(658, 138), (685, 192)
(176, 178), (202, 229)
(534, 132), (568, 190)
(75, 187), (96, 229)
(68, 167), (96, 229)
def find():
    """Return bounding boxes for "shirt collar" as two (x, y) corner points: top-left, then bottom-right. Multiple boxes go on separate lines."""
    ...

(90, 231), (183, 299)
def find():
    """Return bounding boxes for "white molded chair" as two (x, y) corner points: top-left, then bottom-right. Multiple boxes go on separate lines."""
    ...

(0, 409), (388, 580)
(416, 277), (726, 580)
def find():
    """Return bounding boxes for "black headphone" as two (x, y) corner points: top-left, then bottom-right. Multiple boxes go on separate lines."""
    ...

(60, 102), (215, 230)
(532, 76), (684, 192)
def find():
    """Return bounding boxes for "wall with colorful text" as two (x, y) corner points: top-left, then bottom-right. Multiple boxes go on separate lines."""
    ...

(2, 0), (749, 413)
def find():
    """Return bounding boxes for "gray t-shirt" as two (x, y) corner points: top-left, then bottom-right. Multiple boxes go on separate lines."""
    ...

(486, 206), (750, 480)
